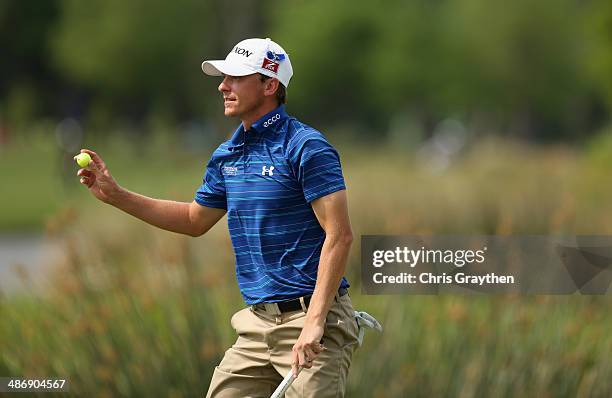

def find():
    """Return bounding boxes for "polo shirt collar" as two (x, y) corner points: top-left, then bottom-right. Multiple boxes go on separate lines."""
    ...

(228, 105), (288, 149)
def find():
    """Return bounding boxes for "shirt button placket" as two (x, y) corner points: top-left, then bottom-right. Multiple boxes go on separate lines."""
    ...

(242, 130), (248, 180)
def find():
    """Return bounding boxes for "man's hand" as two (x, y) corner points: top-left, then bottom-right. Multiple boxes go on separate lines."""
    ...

(75, 149), (122, 204)
(291, 320), (325, 377)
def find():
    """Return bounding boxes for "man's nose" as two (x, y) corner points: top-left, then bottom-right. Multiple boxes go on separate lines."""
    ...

(218, 76), (230, 93)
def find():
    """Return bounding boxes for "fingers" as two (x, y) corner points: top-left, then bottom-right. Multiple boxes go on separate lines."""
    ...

(303, 347), (317, 365)
(76, 169), (96, 188)
(76, 169), (94, 178)
(312, 342), (325, 354)
(293, 343), (324, 371)
(298, 348), (309, 369)
(79, 176), (95, 188)
(291, 351), (299, 377)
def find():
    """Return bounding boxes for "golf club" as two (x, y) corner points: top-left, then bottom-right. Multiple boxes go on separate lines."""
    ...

(270, 368), (299, 398)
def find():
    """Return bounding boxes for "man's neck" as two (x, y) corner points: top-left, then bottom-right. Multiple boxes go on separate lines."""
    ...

(241, 102), (278, 131)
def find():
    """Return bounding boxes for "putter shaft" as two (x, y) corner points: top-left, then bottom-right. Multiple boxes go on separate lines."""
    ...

(270, 369), (297, 398)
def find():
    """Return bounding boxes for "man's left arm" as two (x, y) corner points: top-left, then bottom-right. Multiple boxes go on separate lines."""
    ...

(291, 189), (353, 376)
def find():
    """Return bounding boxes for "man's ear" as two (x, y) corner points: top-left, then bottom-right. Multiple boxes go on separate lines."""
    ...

(263, 78), (279, 97)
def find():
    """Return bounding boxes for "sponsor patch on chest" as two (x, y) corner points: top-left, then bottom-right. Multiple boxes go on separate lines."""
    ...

(222, 166), (238, 176)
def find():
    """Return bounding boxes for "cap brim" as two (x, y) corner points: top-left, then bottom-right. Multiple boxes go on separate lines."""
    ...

(201, 60), (255, 77)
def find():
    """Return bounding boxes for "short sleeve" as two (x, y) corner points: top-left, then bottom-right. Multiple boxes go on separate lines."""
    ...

(288, 130), (346, 203)
(194, 156), (227, 209)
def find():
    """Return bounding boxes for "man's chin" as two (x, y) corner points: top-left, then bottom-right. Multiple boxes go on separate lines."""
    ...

(224, 107), (238, 117)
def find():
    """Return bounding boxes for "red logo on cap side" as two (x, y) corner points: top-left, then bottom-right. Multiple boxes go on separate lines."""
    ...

(262, 58), (279, 73)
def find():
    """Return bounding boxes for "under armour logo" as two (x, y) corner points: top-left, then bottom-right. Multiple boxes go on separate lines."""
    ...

(262, 166), (275, 176)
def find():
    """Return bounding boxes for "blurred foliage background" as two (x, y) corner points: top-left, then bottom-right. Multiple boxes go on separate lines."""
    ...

(1, 0), (612, 397)
(2, 0), (612, 140)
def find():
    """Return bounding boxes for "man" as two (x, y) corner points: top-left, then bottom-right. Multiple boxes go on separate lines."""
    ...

(76, 38), (359, 397)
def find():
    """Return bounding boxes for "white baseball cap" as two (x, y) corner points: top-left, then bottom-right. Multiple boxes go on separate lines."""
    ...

(201, 38), (293, 87)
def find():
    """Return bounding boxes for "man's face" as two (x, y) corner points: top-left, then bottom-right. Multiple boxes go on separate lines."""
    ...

(218, 74), (265, 117)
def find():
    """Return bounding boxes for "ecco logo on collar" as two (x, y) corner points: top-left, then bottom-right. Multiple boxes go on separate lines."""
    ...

(262, 114), (281, 128)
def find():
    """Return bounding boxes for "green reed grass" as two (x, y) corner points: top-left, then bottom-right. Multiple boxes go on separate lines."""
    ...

(2, 132), (612, 397)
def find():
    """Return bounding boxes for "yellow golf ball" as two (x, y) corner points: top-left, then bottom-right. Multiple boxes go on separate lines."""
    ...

(75, 153), (92, 168)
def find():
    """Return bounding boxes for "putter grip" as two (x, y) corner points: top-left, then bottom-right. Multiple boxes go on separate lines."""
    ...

(270, 370), (297, 398)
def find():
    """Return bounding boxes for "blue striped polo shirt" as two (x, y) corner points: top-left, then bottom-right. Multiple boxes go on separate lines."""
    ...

(194, 105), (350, 304)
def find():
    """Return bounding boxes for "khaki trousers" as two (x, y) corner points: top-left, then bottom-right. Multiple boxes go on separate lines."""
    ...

(206, 293), (359, 398)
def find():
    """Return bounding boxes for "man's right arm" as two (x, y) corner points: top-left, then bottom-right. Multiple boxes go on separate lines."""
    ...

(76, 149), (226, 237)
(112, 192), (226, 237)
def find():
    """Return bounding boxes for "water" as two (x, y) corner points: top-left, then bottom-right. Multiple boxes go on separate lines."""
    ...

(0, 234), (64, 293)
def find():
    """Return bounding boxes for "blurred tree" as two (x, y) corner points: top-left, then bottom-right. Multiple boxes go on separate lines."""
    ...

(0, 0), (60, 127)
(271, 0), (602, 140)
(0, 0), (609, 142)
(441, 0), (597, 139)
(268, 0), (381, 130)
(589, 0), (612, 108)
(50, 0), (250, 124)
